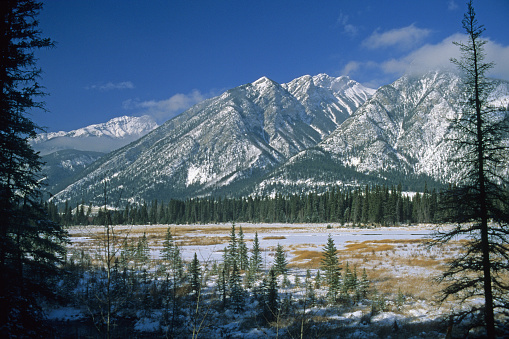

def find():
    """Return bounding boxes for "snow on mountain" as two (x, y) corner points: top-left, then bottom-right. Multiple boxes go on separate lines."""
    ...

(253, 71), (509, 196)
(31, 115), (159, 155)
(48, 70), (509, 205)
(283, 74), (375, 137)
(50, 75), (374, 206)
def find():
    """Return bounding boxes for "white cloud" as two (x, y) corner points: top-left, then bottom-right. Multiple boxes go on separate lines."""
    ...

(123, 90), (207, 121)
(87, 81), (135, 91)
(362, 24), (432, 50)
(447, 0), (458, 11)
(381, 34), (509, 80)
(380, 34), (463, 75)
(485, 40), (509, 80)
(337, 11), (358, 36)
(343, 33), (509, 83)
(341, 61), (361, 76)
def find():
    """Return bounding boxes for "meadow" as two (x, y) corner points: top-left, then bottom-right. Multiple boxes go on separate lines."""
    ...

(48, 223), (489, 338)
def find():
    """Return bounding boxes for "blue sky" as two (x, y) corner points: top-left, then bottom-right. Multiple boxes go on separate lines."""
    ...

(34, 0), (509, 132)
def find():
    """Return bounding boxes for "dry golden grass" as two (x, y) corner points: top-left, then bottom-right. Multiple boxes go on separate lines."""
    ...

(68, 225), (482, 304)
(289, 250), (323, 269)
(177, 236), (229, 247)
(341, 242), (395, 253)
(406, 257), (442, 268)
(263, 236), (287, 240)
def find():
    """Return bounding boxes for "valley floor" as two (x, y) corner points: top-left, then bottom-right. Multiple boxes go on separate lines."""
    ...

(46, 223), (496, 338)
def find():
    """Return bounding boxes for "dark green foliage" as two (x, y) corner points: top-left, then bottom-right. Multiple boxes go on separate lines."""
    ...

(357, 268), (369, 300)
(161, 227), (184, 280)
(247, 231), (262, 286)
(261, 269), (279, 324)
(321, 235), (341, 303)
(135, 232), (149, 265)
(237, 226), (248, 270)
(53, 224), (382, 337)
(273, 243), (288, 276)
(54, 182), (448, 227)
(229, 261), (244, 313)
(342, 262), (358, 302)
(304, 269), (316, 306)
(189, 253), (201, 296)
(0, 1), (67, 336)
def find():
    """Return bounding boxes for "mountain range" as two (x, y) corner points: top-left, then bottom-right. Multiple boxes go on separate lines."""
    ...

(43, 71), (509, 207)
(32, 115), (158, 193)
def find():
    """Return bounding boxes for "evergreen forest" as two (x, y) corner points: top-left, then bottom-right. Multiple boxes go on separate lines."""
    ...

(48, 183), (448, 226)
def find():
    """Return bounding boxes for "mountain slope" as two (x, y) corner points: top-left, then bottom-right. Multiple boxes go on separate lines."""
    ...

(31, 115), (159, 156)
(50, 75), (374, 206)
(253, 71), (509, 196)
(41, 149), (105, 194)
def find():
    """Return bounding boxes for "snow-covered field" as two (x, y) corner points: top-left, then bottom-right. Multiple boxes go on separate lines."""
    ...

(49, 223), (481, 338)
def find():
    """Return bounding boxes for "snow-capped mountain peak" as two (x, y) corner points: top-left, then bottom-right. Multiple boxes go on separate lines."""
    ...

(49, 73), (375, 206)
(31, 115), (159, 155)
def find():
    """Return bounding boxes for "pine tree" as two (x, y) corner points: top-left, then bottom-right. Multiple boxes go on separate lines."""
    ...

(224, 223), (237, 276)
(218, 267), (228, 309)
(237, 225), (248, 270)
(262, 269), (279, 324)
(343, 262), (357, 294)
(161, 227), (184, 280)
(229, 261), (244, 313)
(433, 2), (509, 336)
(321, 235), (341, 303)
(0, 1), (67, 336)
(314, 270), (321, 289)
(135, 232), (150, 265)
(273, 243), (288, 276)
(294, 274), (301, 288)
(304, 269), (316, 306)
(189, 253), (201, 296)
(249, 231), (262, 276)
(357, 268), (369, 300)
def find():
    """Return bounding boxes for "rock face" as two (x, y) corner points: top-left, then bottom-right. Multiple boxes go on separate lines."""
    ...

(253, 71), (509, 196)
(48, 71), (509, 206)
(49, 74), (374, 205)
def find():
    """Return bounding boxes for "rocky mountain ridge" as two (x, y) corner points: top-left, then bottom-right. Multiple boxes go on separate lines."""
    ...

(253, 71), (509, 196)
(48, 74), (374, 205)
(45, 71), (509, 206)
(32, 115), (159, 156)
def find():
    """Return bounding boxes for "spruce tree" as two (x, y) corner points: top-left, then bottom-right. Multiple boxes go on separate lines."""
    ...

(161, 227), (184, 329)
(304, 269), (316, 306)
(161, 227), (184, 280)
(433, 2), (509, 336)
(229, 261), (244, 313)
(262, 269), (279, 324)
(135, 232), (150, 266)
(238, 225), (248, 270)
(321, 235), (341, 303)
(314, 269), (321, 289)
(247, 231), (262, 286)
(224, 223), (237, 276)
(189, 253), (201, 296)
(357, 268), (369, 300)
(0, 1), (67, 336)
(273, 243), (288, 276)
(249, 232), (262, 274)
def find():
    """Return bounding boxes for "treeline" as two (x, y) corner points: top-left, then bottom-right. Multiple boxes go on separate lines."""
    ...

(48, 183), (441, 226)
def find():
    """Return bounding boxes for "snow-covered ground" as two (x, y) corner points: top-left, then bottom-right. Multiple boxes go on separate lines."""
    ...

(52, 223), (486, 338)
(66, 222), (439, 260)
